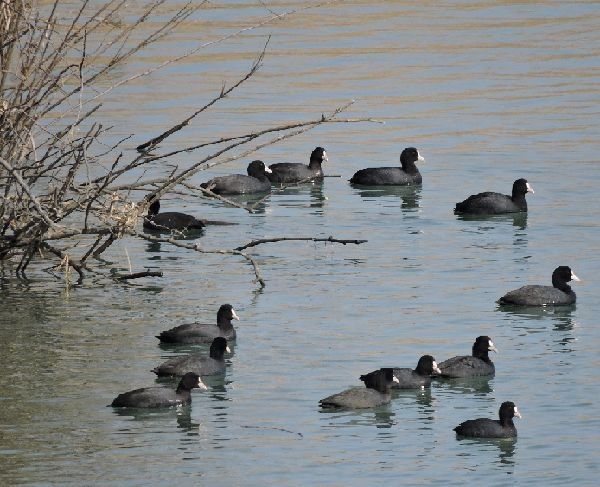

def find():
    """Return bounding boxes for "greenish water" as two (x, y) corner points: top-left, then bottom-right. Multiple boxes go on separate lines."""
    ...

(1, 2), (599, 485)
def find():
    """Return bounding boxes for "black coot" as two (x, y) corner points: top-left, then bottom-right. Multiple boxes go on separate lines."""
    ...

(392, 355), (441, 389)
(319, 368), (399, 409)
(438, 336), (498, 378)
(152, 337), (230, 377)
(110, 372), (207, 408)
(200, 160), (272, 195)
(267, 147), (328, 184)
(143, 199), (205, 232)
(157, 304), (239, 344)
(454, 401), (521, 438)
(349, 147), (424, 186)
(498, 266), (580, 306)
(455, 178), (534, 214)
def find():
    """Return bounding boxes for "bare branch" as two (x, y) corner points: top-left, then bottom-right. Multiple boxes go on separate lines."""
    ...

(235, 236), (368, 252)
(40, 242), (85, 284)
(134, 232), (266, 288)
(0, 156), (57, 229)
(136, 37), (270, 153)
(117, 270), (163, 281)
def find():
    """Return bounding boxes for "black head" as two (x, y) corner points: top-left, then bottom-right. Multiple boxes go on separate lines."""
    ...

(360, 368), (397, 393)
(415, 355), (441, 376)
(512, 178), (534, 197)
(472, 336), (498, 362)
(209, 337), (230, 359)
(177, 372), (207, 392)
(552, 266), (580, 287)
(399, 147), (424, 168)
(147, 199), (160, 216)
(247, 160), (272, 178)
(217, 304), (240, 322)
(310, 147), (328, 163)
(499, 401), (521, 424)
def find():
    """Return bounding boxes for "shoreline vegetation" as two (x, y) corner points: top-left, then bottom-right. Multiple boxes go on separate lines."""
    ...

(0, 0), (373, 289)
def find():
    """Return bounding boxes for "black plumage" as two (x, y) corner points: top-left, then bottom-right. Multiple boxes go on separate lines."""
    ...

(498, 266), (580, 306)
(268, 147), (328, 184)
(152, 337), (230, 377)
(319, 368), (399, 409)
(110, 372), (206, 408)
(349, 147), (424, 186)
(454, 401), (521, 438)
(392, 355), (441, 389)
(200, 160), (272, 195)
(156, 304), (239, 344)
(438, 336), (497, 378)
(143, 200), (205, 231)
(455, 178), (533, 214)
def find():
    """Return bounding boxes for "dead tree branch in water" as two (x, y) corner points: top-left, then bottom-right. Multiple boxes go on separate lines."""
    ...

(134, 232), (267, 288)
(235, 236), (368, 252)
(117, 270), (163, 281)
(136, 38), (271, 153)
(135, 232), (367, 289)
(0, 1), (375, 289)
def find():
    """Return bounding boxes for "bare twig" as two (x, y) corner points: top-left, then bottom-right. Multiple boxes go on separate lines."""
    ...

(136, 37), (271, 153)
(0, 0), (374, 292)
(0, 156), (57, 228)
(117, 270), (163, 281)
(92, 234), (116, 258)
(40, 242), (85, 284)
(235, 236), (368, 252)
(134, 232), (266, 288)
(180, 182), (262, 214)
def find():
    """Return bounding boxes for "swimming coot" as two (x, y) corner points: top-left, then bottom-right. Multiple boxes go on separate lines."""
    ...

(200, 160), (272, 195)
(392, 355), (441, 389)
(498, 266), (580, 306)
(438, 336), (497, 378)
(110, 372), (207, 408)
(454, 401), (521, 438)
(156, 304), (239, 344)
(152, 337), (230, 377)
(349, 147), (424, 186)
(319, 368), (399, 409)
(267, 147), (328, 184)
(454, 178), (534, 214)
(143, 199), (205, 232)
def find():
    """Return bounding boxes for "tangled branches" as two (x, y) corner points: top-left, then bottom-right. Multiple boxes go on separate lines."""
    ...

(0, 1), (375, 288)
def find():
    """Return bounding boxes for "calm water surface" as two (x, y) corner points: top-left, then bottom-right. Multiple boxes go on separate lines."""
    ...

(1, 1), (599, 485)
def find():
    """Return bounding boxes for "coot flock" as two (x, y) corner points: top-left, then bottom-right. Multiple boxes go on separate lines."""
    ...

(115, 146), (581, 443)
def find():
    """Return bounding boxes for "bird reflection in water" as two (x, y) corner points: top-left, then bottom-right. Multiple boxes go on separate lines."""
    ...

(499, 305), (579, 353)
(354, 185), (422, 211)
(434, 376), (494, 395)
(455, 211), (528, 230)
(456, 437), (517, 467)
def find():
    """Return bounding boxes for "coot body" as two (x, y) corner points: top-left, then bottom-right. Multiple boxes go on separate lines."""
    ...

(454, 401), (521, 438)
(152, 337), (230, 377)
(268, 147), (327, 184)
(143, 200), (205, 231)
(319, 368), (399, 409)
(350, 147), (424, 186)
(498, 266), (580, 306)
(157, 304), (239, 344)
(200, 160), (272, 195)
(110, 372), (207, 408)
(455, 178), (533, 215)
(438, 336), (497, 378)
(392, 355), (441, 389)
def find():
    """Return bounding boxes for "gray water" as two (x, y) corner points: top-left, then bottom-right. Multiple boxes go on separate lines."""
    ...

(1, 1), (600, 485)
